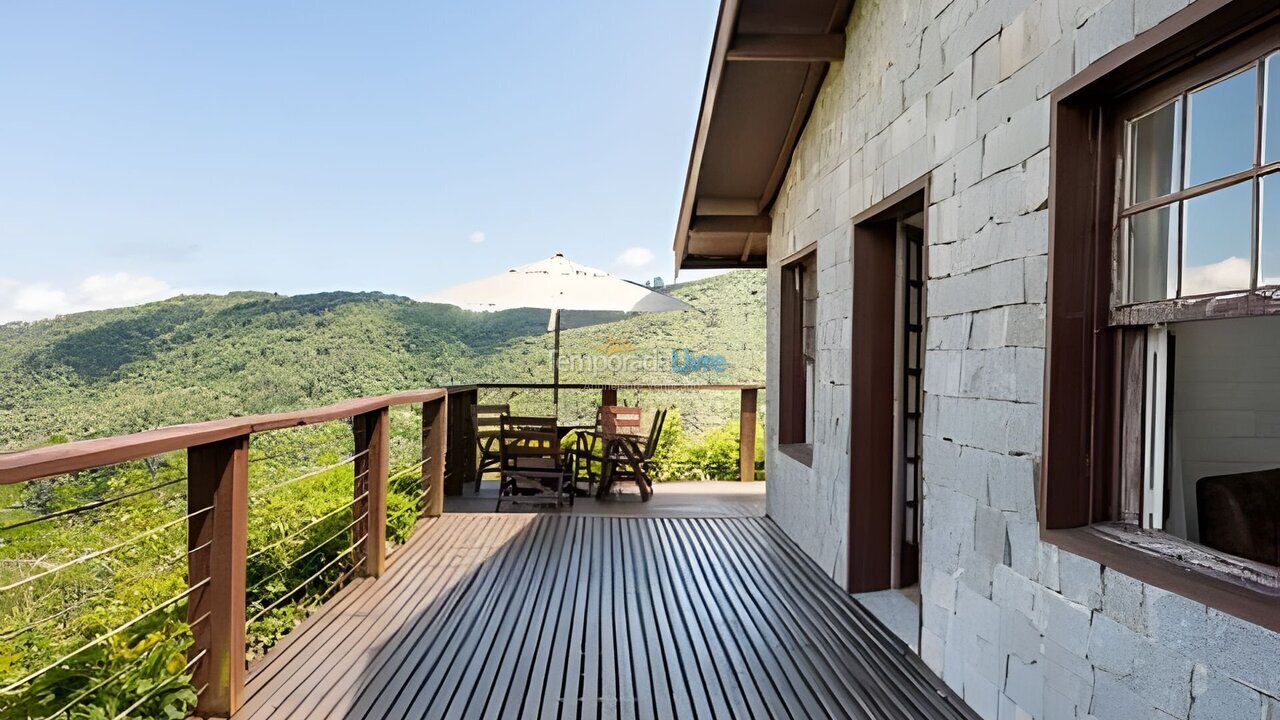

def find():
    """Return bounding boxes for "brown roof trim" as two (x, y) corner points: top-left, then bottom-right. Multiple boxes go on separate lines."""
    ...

(673, 0), (853, 274)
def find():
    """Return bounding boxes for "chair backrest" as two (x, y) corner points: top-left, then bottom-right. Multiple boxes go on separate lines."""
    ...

(474, 404), (510, 442)
(498, 416), (562, 471)
(643, 409), (667, 460)
(597, 405), (643, 436)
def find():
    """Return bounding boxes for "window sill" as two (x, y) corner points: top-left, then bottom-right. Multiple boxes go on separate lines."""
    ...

(1042, 524), (1280, 634)
(777, 443), (813, 467)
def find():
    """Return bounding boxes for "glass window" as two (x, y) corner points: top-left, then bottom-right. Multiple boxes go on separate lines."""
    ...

(1128, 204), (1179, 302)
(1182, 182), (1254, 296)
(1128, 100), (1182, 204)
(1261, 173), (1280, 286)
(1185, 68), (1257, 187)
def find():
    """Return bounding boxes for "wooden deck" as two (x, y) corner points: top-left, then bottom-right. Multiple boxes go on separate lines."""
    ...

(235, 514), (975, 720)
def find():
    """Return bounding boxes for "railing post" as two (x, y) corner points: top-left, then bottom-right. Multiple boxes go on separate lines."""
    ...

(187, 434), (249, 717)
(601, 385), (618, 407)
(422, 396), (447, 517)
(444, 388), (476, 496)
(353, 407), (389, 577)
(739, 388), (758, 482)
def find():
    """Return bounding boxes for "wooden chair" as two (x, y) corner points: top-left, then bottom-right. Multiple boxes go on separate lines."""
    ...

(473, 404), (510, 492)
(496, 416), (572, 511)
(596, 408), (666, 502)
(572, 406), (644, 495)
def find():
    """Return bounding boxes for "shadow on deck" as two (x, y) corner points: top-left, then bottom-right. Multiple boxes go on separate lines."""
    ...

(235, 513), (976, 720)
(444, 479), (767, 518)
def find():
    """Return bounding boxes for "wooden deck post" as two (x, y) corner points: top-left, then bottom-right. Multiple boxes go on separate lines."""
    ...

(601, 385), (617, 407)
(187, 434), (249, 717)
(353, 407), (389, 577)
(444, 388), (477, 496)
(422, 396), (447, 517)
(739, 388), (758, 482)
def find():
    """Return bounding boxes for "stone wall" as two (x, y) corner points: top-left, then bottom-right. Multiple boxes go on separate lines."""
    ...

(763, 0), (1280, 718)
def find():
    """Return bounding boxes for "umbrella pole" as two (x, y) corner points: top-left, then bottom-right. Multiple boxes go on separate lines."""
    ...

(551, 309), (561, 416)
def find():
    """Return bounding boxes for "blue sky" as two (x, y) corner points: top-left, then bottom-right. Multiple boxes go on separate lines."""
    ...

(0, 1), (719, 321)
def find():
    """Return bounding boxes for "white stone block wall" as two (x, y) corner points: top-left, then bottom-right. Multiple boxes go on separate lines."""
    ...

(762, 0), (1280, 718)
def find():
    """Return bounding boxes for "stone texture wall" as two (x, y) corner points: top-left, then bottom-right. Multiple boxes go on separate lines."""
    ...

(763, 0), (1280, 718)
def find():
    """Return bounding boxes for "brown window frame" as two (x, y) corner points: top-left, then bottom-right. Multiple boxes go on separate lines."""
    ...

(779, 246), (817, 461)
(1044, 0), (1280, 634)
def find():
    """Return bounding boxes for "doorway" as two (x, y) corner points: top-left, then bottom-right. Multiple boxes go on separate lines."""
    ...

(847, 180), (928, 651)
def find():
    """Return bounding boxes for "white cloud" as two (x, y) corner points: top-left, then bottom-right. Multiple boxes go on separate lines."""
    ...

(616, 246), (655, 270)
(0, 273), (179, 323)
(1181, 256), (1251, 297)
(468, 231), (486, 244)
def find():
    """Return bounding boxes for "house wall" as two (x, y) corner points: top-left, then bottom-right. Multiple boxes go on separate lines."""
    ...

(763, 0), (1280, 718)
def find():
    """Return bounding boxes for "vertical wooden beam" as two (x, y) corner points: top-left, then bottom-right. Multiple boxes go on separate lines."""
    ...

(353, 407), (389, 578)
(187, 435), (249, 718)
(444, 389), (476, 496)
(739, 388), (758, 482)
(422, 397), (447, 517)
(602, 385), (618, 407)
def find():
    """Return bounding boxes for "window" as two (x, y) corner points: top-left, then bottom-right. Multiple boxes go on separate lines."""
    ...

(779, 249), (817, 454)
(1046, 0), (1280, 632)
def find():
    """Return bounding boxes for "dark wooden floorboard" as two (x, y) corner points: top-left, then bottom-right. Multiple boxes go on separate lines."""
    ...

(233, 514), (976, 720)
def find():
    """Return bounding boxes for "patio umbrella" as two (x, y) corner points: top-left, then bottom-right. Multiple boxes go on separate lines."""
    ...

(422, 252), (693, 409)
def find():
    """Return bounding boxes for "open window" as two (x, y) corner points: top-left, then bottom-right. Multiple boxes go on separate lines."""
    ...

(779, 248), (817, 459)
(1045, 0), (1280, 630)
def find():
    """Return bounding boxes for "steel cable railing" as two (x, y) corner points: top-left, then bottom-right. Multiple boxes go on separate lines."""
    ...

(0, 539), (208, 642)
(0, 576), (209, 694)
(0, 505), (212, 594)
(1, 389), (450, 718)
(245, 534), (366, 628)
(0, 474), (185, 533)
(247, 449), (368, 500)
(244, 508), (369, 599)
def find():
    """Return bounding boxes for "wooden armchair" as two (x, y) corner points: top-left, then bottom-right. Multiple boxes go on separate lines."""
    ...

(473, 403), (510, 491)
(496, 416), (573, 511)
(595, 408), (666, 502)
(572, 406), (643, 494)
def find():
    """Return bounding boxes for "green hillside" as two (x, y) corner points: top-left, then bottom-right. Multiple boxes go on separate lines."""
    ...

(0, 271), (765, 451)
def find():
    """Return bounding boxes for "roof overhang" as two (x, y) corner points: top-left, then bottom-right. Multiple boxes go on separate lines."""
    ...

(673, 0), (853, 273)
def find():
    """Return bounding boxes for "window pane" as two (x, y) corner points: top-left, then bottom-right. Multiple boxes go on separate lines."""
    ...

(1266, 53), (1280, 164)
(1186, 68), (1257, 187)
(1128, 204), (1178, 303)
(1182, 182), (1253, 296)
(1128, 100), (1182, 204)
(1261, 173), (1280, 286)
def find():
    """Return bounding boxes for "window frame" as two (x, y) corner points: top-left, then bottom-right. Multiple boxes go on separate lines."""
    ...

(779, 245), (817, 462)
(1043, 0), (1280, 634)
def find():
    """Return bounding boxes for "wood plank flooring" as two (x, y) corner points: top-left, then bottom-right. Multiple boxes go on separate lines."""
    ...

(234, 514), (975, 720)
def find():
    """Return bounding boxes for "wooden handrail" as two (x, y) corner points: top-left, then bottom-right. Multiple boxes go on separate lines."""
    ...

(467, 382), (764, 391)
(0, 389), (446, 484)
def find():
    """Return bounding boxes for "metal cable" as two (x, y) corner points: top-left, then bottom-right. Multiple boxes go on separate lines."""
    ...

(1, 577), (209, 693)
(249, 451), (368, 499)
(1, 476), (186, 533)
(245, 534), (365, 627)
(0, 506), (212, 593)
(0, 540), (204, 641)
(106, 648), (207, 720)
(245, 491), (367, 563)
(244, 511), (368, 596)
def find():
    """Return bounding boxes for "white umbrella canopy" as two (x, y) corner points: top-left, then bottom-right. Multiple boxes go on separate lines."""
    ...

(422, 253), (694, 410)
(421, 253), (692, 313)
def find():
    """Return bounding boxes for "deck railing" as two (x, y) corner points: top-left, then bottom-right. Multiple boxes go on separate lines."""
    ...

(0, 390), (447, 718)
(0, 382), (759, 717)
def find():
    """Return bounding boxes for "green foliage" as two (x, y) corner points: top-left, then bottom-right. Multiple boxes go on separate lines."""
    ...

(1, 612), (196, 720)
(648, 408), (765, 482)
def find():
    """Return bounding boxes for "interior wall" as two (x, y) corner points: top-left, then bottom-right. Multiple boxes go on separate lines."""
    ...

(1169, 316), (1280, 542)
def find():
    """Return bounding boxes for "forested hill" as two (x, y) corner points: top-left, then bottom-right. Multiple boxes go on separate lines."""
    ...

(0, 270), (764, 451)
